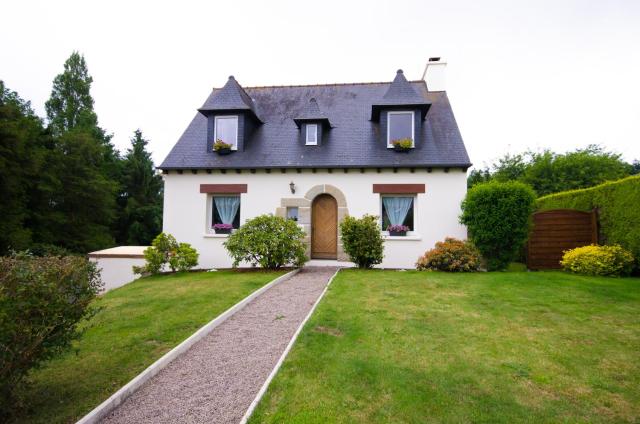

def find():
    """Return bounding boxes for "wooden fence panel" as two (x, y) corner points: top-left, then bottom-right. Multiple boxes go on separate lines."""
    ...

(527, 209), (598, 270)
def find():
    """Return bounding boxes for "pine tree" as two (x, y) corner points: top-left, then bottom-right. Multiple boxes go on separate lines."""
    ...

(44, 52), (120, 252)
(117, 130), (163, 245)
(45, 52), (98, 136)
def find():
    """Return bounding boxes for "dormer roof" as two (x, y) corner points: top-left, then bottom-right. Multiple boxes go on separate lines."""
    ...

(293, 97), (333, 128)
(370, 69), (431, 121)
(198, 76), (262, 123)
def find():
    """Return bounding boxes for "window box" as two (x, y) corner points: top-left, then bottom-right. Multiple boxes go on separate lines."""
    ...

(392, 138), (413, 153)
(387, 224), (409, 236)
(213, 140), (233, 155)
(213, 224), (233, 234)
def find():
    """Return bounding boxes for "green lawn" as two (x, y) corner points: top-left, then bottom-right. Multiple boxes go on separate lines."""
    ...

(14, 269), (285, 424)
(250, 270), (640, 423)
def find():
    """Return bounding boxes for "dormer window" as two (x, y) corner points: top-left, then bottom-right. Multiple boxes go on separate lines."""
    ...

(387, 111), (414, 148)
(306, 124), (318, 145)
(214, 115), (239, 150)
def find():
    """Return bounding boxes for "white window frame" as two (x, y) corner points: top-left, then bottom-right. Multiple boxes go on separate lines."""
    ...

(305, 124), (318, 145)
(387, 111), (415, 148)
(214, 115), (239, 150)
(380, 194), (417, 235)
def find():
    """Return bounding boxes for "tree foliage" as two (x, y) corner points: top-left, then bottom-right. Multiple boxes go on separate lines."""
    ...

(468, 145), (634, 196)
(460, 181), (536, 271)
(116, 130), (163, 245)
(0, 254), (102, 415)
(0, 52), (164, 255)
(224, 215), (307, 269)
(339, 215), (384, 269)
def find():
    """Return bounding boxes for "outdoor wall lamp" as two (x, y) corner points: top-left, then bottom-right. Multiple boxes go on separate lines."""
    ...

(289, 181), (296, 194)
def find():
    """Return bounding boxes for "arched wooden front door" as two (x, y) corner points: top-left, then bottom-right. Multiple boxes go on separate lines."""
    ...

(311, 194), (338, 259)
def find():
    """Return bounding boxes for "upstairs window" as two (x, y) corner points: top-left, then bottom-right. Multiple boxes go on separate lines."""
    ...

(214, 116), (239, 150)
(387, 111), (414, 148)
(381, 195), (415, 232)
(305, 124), (318, 145)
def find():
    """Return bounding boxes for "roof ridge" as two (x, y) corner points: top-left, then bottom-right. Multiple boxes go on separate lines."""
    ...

(213, 80), (426, 90)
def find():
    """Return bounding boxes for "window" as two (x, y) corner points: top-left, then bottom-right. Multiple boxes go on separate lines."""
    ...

(214, 116), (239, 150)
(381, 195), (415, 231)
(305, 124), (318, 145)
(286, 207), (299, 221)
(212, 195), (241, 229)
(387, 111), (414, 147)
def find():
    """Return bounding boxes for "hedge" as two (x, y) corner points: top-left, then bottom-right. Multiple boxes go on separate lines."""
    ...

(536, 175), (640, 262)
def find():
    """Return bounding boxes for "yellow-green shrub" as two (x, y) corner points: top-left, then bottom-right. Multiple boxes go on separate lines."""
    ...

(560, 245), (634, 276)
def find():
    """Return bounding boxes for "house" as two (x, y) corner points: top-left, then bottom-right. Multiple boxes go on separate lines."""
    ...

(159, 58), (471, 269)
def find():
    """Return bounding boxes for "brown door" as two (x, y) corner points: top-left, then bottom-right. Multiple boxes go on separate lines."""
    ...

(312, 194), (338, 259)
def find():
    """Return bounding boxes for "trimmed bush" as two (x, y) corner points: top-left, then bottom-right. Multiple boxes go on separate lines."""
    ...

(224, 214), (307, 269)
(460, 181), (536, 271)
(340, 215), (384, 269)
(561, 244), (634, 276)
(133, 233), (199, 275)
(416, 238), (481, 272)
(0, 254), (102, 415)
(537, 175), (640, 267)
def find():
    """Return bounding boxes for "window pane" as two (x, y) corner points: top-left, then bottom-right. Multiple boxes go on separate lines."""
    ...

(212, 196), (241, 228)
(306, 124), (317, 144)
(215, 116), (238, 148)
(381, 196), (414, 231)
(287, 207), (299, 221)
(388, 112), (413, 145)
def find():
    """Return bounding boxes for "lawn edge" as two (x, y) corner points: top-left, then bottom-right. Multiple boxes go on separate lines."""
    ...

(239, 267), (342, 424)
(75, 268), (300, 424)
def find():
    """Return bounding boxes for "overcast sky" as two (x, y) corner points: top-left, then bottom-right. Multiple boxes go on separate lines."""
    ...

(3, 0), (639, 169)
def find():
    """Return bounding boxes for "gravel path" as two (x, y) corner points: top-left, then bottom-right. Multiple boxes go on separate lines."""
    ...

(101, 267), (337, 424)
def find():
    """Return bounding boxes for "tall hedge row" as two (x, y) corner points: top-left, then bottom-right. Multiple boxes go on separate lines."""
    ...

(536, 175), (640, 261)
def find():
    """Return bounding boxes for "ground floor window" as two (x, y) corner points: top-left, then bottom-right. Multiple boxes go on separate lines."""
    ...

(212, 195), (241, 229)
(381, 195), (415, 231)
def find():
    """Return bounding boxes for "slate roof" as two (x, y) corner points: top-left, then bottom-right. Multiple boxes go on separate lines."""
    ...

(371, 70), (431, 120)
(198, 76), (262, 122)
(293, 98), (332, 128)
(160, 75), (471, 170)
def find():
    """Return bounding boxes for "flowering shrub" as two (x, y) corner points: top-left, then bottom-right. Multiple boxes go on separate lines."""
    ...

(560, 244), (634, 276)
(391, 138), (413, 149)
(416, 238), (481, 272)
(387, 224), (410, 233)
(213, 223), (233, 230)
(213, 139), (232, 151)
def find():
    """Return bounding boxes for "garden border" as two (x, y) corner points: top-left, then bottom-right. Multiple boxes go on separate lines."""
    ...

(238, 268), (341, 424)
(75, 269), (300, 424)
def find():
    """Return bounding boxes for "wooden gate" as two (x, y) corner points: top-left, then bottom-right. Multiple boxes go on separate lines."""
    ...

(527, 209), (598, 270)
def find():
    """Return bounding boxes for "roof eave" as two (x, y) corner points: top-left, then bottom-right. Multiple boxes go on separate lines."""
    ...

(370, 103), (431, 121)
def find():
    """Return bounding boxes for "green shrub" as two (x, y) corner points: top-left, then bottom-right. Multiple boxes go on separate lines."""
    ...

(561, 244), (634, 276)
(0, 254), (102, 416)
(416, 238), (481, 272)
(224, 214), (307, 269)
(340, 215), (384, 269)
(460, 181), (536, 271)
(169, 243), (199, 272)
(537, 175), (640, 267)
(133, 233), (199, 274)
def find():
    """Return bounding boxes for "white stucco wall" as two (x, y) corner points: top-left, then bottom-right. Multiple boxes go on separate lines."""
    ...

(88, 246), (148, 292)
(162, 168), (467, 269)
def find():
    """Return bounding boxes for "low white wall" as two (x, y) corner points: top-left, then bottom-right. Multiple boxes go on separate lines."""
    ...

(90, 257), (146, 292)
(163, 168), (467, 269)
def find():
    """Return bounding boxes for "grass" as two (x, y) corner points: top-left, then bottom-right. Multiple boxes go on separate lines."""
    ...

(13, 269), (285, 424)
(250, 270), (640, 423)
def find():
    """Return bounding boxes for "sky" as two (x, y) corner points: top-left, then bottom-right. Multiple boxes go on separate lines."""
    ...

(2, 0), (640, 169)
